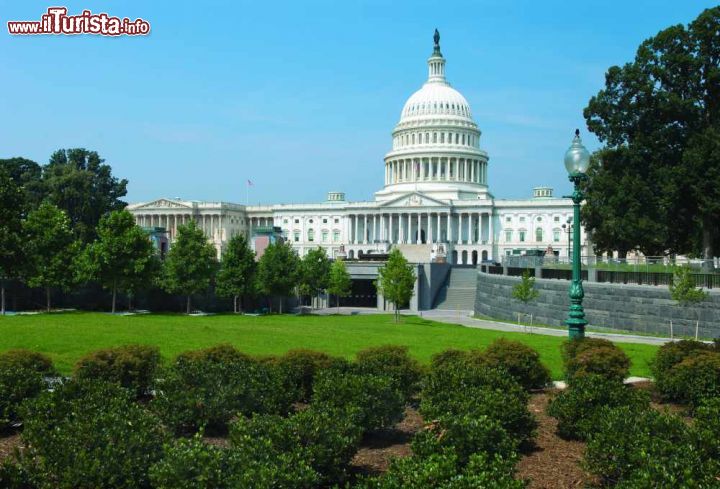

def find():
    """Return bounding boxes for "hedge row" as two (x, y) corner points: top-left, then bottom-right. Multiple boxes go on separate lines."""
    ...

(651, 340), (720, 407)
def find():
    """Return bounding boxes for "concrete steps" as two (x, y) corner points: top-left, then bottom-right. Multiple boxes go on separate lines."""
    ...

(433, 267), (478, 311)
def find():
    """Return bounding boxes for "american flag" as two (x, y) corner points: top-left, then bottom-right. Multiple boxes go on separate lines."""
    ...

(247, 179), (254, 186)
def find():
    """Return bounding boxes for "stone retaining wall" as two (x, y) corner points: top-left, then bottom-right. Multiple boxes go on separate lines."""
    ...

(475, 271), (720, 338)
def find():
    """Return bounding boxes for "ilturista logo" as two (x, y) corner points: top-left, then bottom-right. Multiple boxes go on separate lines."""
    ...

(7, 7), (151, 36)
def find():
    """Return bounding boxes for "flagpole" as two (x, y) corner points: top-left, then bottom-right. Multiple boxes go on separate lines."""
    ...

(246, 180), (249, 205)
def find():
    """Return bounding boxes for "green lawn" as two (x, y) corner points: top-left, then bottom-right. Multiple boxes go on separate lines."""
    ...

(0, 312), (659, 379)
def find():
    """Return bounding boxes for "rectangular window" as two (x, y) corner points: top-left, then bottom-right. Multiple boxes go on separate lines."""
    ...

(293, 232), (300, 242)
(505, 230), (512, 242)
(554, 216), (560, 222)
(519, 231), (526, 242)
(333, 231), (340, 242)
(321, 231), (328, 242)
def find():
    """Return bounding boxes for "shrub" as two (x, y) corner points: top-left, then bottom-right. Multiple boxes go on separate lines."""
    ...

(429, 349), (470, 370)
(150, 434), (227, 489)
(584, 405), (719, 488)
(547, 374), (649, 440)
(0, 460), (34, 489)
(477, 339), (551, 390)
(18, 379), (166, 488)
(660, 351), (720, 407)
(152, 429), (318, 489)
(0, 349), (55, 375)
(358, 451), (525, 489)
(355, 345), (424, 400)
(562, 338), (630, 382)
(152, 358), (296, 435)
(175, 343), (253, 365)
(291, 405), (363, 483)
(274, 349), (349, 402)
(411, 413), (517, 465)
(312, 369), (405, 432)
(652, 340), (715, 401)
(422, 362), (536, 445)
(0, 367), (45, 431)
(73, 344), (160, 397)
(230, 405), (363, 484)
(692, 397), (720, 460)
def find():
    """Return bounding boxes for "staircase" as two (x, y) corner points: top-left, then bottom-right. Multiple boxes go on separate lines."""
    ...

(433, 267), (478, 311)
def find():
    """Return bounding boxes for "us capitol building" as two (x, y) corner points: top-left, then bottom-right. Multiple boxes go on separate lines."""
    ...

(129, 32), (589, 266)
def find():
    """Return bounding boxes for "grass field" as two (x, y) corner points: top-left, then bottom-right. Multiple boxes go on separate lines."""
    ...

(0, 312), (659, 379)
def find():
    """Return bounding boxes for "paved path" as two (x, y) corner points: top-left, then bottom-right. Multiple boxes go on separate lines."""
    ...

(314, 307), (674, 346)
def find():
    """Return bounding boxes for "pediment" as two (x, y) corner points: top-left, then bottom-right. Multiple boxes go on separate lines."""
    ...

(134, 198), (192, 210)
(378, 192), (449, 209)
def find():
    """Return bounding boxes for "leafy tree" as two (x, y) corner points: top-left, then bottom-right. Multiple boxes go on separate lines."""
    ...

(80, 210), (158, 313)
(583, 6), (720, 259)
(43, 148), (128, 243)
(0, 157), (44, 210)
(512, 270), (539, 304)
(299, 247), (331, 308)
(256, 241), (300, 314)
(23, 203), (80, 312)
(0, 169), (26, 315)
(376, 249), (416, 323)
(161, 221), (218, 314)
(670, 266), (709, 306)
(216, 234), (256, 313)
(327, 259), (352, 313)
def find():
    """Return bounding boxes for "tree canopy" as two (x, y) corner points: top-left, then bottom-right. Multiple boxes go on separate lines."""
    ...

(256, 241), (300, 313)
(23, 203), (80, 312)
(81, 210), (158, 313)
(327, 259), (352, 312)
(376, 249), (416, 323)
(0, 169), (26, 314)
(161, 221), (218, 314)
(298, 247), (331, 308)
(44, 149), (128, 243)
(583, 6), (720, 259)
(216, 234), (257, 313)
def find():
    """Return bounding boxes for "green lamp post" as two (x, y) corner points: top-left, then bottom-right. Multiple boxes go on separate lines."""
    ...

(563, 129), (590, 339)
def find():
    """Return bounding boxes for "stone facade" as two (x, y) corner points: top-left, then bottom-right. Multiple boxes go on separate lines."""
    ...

(128, 33), (590, 264)
(475, 271), (720, 338)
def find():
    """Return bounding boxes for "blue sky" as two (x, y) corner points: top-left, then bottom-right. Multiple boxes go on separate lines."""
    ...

(1, 1), (716, 204)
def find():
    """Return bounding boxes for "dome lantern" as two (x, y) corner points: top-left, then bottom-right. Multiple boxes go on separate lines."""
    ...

(427, 28), (447, 84)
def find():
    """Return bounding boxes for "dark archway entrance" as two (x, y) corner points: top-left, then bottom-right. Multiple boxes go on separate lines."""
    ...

(472, 250), (478, 265)
(414, 229), (427, 244)
(451, 250), (458, 264)
(339, 279), (377, 307)
(481, 250), (488, 261)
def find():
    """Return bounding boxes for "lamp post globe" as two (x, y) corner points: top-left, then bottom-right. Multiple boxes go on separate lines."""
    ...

(564, 129), (589, 339)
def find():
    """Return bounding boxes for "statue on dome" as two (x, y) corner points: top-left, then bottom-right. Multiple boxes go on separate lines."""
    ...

(433, 29), (440, 47)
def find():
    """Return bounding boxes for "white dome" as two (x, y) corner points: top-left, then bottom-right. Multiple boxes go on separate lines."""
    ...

(401, 83), (472, 121)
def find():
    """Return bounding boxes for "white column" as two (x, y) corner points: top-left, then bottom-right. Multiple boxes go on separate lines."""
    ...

(467, 213), (472, 244)
(449, 213), (454, 243)
(488, 212), (494, 245)
(437, 213), (442, 242)
(362, 214), (367, 244)
(400, 214), (405, 243)
(428, 212), (433, 243)
(458, 213), (463, 244)
(416, 213), (421, 244)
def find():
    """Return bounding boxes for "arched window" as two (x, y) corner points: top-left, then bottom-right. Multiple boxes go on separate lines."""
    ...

(425, 133), (429, 143)
(433, 132), (437, 143)
(535, 228), (543, 242)
(440, 133), (445, 143)
(462, 134), (466, 145)
(308, 229), (315, 242)
(412, 133), (415, 144)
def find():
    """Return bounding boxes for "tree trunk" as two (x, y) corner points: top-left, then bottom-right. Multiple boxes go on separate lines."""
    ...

(111, 282), (117, 314)
(279, 297), (283, 314)
(128, 295), (133, 311)
(46, 287), (51, 312)
(618, 249), (628, 260)
(1, 282), (5, 315)
(186, 295), (191, 314)
(337, 295), (340, 314)
(233, 295), (238, 313)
